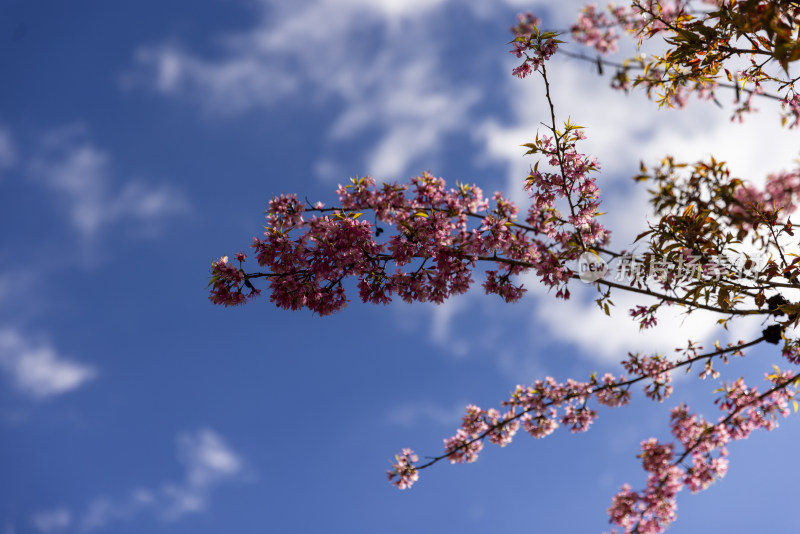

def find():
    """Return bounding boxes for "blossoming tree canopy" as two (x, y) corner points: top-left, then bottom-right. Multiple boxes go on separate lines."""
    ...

(210, 1), (800, 532)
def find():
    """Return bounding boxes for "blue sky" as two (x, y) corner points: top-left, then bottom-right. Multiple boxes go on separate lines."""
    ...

(3, 1), (800, 533)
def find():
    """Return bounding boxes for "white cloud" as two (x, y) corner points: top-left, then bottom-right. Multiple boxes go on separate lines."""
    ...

(31, 508), (71, 534)
(0, 330), (96, 399)
(28, 125), (189, 239)
(128, 0), (479, 180)
(55, 429), (248, 532)
(166, 428), (243, 517)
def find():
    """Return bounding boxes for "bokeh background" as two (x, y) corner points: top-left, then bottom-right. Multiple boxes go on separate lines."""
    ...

(2, 1), (800, 532)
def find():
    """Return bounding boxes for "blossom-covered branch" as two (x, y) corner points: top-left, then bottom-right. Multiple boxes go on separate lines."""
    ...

(211, 2), (800, 532)
(387, 337), (763, 487)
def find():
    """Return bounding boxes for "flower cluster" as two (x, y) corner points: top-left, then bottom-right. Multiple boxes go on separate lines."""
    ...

(731, 168), (800, 223)
(639, 0), (689, 28)
(522, 127), (609, 277)
(629, 305), (658, 329)
(509, 12), (561, 78)
(509, 11), (541, 39)
(608, 439), (683, 533)
(208, 254), (260, 307)
(622, 353), (674, 402)
(607, 371), (798, 533)
(571, 1), (690, 56)
(782, 342), (800, 365)
(571, 3), (631, 55)
(386, 448), (419, 490)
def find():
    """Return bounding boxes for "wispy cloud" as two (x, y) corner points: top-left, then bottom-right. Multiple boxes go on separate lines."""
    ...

(127, 0), (479, 179)
(28, 125), (189, 239)
(31, 429), (247, 533)
(31, 509), (71, 534)
(77, 490), (155, 533)
(0, 123), (17, 172)
(0, 330), (96, 399)
(387, 400), (466, 427)
(161, 428), (245, 520)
